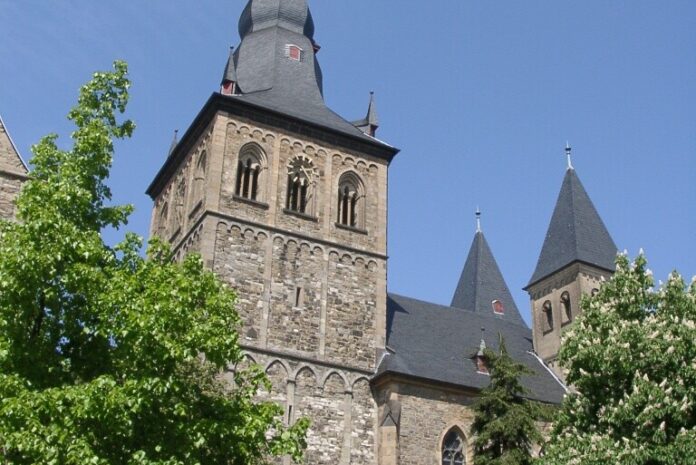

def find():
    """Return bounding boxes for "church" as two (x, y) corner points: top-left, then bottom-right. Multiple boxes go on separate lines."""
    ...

(0, 1), (621, 464)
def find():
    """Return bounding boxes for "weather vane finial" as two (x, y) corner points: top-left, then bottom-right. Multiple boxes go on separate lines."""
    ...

(476, 206), (482, 233)
(565, 142), (573, 170)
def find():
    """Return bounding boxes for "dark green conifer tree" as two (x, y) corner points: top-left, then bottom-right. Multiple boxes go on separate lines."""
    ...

(470, 336), (542, 465)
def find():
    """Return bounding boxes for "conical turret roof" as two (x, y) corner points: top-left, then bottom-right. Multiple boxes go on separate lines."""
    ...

(451, 231), (525, 326)
(527, 168), (617, 287)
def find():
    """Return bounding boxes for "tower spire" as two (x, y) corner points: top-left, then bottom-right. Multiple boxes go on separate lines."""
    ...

(353, 91), (380, 137)
(565, 142), (573, 170)
(475, 207), (482, 233)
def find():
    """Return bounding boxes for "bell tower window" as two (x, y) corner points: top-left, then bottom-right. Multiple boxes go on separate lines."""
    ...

(561, 291), (572, 324)
(235, 143), (266, 202)
(542, 300), (554, 333)
(286, 156), (315, 215)
(336, 172), (365, 229)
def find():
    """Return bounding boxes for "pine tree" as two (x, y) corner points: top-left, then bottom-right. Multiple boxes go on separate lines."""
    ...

(539, 253), (696, 465)
(470, 336), (542, 465)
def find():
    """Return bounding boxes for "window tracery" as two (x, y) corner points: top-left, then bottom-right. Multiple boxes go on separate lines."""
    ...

(286, 155), (316, 215)
(336, 171), (364, 229)
(442, 428), (466, 465)
(235, 143), (266, 202)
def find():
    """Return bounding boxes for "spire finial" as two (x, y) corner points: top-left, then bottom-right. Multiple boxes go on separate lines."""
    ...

(565, 142), (574, 170)
(475, 207), (482, 233)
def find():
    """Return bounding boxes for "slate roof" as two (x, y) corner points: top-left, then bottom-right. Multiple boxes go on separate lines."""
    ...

(0, 114), (29, 175)
(378, 293), (567, 404)
(226, 0), (391, 148)
(451, 231), (525, 326)
(527, 168), (617, 287)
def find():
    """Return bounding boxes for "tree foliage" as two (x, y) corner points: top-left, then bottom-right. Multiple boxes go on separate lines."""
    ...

(539, 254), (696, 465)
(0, 61), (307, 465)
(470, 337), (542, 465)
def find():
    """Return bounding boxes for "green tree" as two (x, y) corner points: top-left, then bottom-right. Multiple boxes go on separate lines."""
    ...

(470, 336), (542, 465)
(539, 254), (696, 465)
(0, 61), (307, 465)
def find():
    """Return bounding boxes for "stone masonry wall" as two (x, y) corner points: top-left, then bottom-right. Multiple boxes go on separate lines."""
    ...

(229, 350), (378, 465)
(0, 175), (23, 220)
(378, 382), (477, 465)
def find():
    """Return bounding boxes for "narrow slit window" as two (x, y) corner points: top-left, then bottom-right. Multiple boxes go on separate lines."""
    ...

(294, 287), (304, 307)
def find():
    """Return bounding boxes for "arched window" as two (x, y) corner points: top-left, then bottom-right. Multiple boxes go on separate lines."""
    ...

(173, 177), (186, 229)
(286, 156), (315, 215)
(542, 300), (554, 332)
(191, 151), (207, 209)
(336, 172), (364, 229)
(235, 144), (266, 202)
(561, 291), (572, 324)
(442, 428), (466, 465)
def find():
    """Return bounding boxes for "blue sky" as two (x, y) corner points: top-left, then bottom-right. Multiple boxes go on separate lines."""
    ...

(1, 1), (694, 326)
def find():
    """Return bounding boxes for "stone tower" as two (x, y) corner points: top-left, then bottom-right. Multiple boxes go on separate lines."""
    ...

(0, 115), (29, 220)
(146, 0), (398, 463)
(525, 155), (617, 380)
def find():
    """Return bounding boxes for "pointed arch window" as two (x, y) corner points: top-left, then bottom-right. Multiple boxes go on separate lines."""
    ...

(561, 291), (572, 324)
(286, 156), (315, 216)
(235, 143), (266, 202)
(336, 171), (365, 229)
(442, 428), (466, 465)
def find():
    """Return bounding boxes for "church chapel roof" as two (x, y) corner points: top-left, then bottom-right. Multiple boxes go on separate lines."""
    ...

(451, 230), (525, 326)
(527, 168), (617, 287)
(226, 0), (390, 147)
(378, 294), (567, 404)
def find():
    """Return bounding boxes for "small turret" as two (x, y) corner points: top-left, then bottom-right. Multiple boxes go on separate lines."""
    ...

(353, 91), (380, 137)
(220, 47), (237, 95)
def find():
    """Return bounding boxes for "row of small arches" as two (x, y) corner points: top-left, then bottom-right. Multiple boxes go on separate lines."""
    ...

(215, 221), (380, 269)
(237, 354), (370, 393)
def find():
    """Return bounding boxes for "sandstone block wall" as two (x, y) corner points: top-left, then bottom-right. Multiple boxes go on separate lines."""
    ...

(527, 262), (613, 381)
(377, 382), (477, 465)
(231, 350), (378, 465)
(0, 175), (23, 220)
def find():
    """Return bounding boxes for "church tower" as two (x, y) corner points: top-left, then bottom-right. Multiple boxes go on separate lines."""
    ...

(0, 115), (29, 220)
(147, 0), (398, 463)
(525, 147), (617, 380)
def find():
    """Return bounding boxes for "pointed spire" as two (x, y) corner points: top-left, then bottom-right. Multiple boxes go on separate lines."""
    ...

(0, 114), (29, 175)
(451, 226), (525, 326)
(527, 168), (617, 288)
(565, 142), (574, 170)
(353, 91), (380, 137)
(168, 129), (179, 158)
(220, 46), (237, 95)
